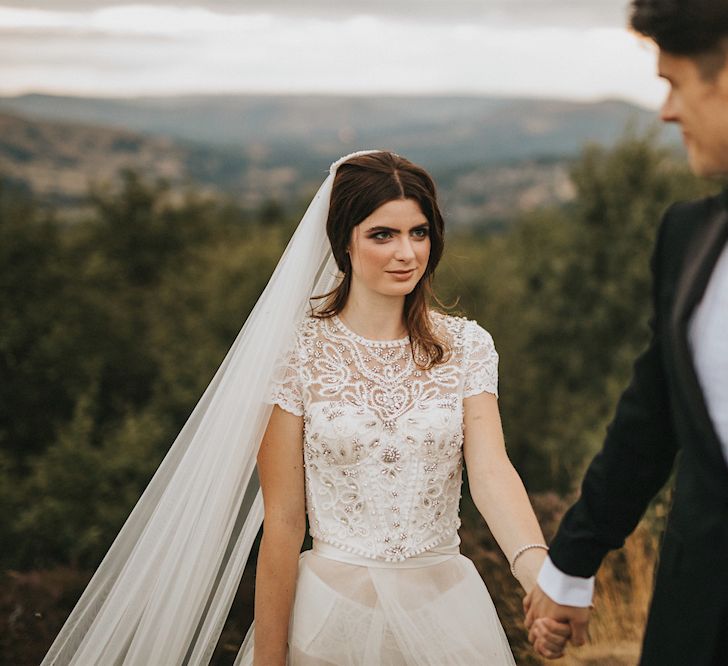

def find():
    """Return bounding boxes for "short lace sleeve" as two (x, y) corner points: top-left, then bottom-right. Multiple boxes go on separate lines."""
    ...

(268, 334), (304, 416)
(462, 321), (499, 398)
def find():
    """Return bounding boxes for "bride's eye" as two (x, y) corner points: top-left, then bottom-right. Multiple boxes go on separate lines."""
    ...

(371, 231), (392, 241)
(411, 227), (429, 239)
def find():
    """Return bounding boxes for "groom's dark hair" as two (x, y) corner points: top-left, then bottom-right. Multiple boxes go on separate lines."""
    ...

(630, 0), (728, 78)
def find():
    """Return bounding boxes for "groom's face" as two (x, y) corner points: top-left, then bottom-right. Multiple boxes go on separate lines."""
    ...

(658, 48), (728, 177)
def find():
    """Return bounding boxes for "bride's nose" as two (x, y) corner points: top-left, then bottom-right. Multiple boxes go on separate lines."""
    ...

(393, 237), (416, 262)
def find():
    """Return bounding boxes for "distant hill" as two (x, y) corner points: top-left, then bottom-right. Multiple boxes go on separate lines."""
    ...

(0, 112), (183, 204)
(0, 110), (332, 210)
(0, 94), (679, 225)
(0, 93), (673, 167)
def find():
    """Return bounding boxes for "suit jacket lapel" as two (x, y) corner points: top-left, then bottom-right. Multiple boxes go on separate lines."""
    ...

(670, 193), (728, 464)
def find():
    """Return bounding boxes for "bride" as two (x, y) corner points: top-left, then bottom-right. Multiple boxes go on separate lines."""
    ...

(43, 150), (567, 665)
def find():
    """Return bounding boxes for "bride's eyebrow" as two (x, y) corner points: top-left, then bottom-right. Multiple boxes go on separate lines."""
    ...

(365, 223), (428, 234)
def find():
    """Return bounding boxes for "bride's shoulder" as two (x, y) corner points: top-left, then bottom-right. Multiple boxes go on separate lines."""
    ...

(293, 314), (335, 348)
(429, 311), (493, 348)
(277, 317), (324, 369)
(292, 315), (322, 343)
(297, 314), (320, 332)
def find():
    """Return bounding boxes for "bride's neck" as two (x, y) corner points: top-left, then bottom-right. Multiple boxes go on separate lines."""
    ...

(339, 292), (407, 341)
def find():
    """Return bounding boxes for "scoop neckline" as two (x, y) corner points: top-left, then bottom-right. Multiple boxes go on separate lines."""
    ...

(332, 315), (410, 348)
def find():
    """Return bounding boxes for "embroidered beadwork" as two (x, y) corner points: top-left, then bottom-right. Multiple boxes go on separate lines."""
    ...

(270, 312), (498, 561)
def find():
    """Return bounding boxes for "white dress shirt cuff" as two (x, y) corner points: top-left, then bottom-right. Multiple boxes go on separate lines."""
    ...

(537, 556), (594, 607)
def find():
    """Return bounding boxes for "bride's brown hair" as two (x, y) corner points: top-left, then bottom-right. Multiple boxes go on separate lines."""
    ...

(312, 151), (449, 369)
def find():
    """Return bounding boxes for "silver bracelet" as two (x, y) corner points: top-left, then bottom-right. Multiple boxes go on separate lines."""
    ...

(509, 543), (549, 578)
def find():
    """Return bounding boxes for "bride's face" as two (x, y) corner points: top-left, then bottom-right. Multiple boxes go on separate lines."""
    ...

(347, 198), (431, 298)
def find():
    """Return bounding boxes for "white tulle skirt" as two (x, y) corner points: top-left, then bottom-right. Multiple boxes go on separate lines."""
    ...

(236, 535), (515, 665)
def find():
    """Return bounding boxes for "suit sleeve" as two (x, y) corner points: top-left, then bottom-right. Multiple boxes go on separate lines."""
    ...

(548, 211), (680, 578)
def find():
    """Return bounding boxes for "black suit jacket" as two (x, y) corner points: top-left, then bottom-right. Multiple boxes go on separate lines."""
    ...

(548, 189), (728, 666)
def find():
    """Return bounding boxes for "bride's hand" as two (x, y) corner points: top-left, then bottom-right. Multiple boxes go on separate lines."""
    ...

(528, 617), (571, 660)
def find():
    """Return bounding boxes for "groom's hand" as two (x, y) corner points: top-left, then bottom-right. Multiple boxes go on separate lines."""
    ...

(524, 584), (590, 655)
(527, 617), (571, 659)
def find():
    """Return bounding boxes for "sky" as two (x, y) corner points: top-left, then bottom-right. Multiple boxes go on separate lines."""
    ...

(0, 1), (668, 108)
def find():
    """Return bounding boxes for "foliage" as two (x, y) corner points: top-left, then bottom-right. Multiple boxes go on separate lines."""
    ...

(1, 173), (292, 569)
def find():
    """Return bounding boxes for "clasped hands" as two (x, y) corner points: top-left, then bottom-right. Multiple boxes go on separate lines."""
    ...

(522, 585), (591, 659)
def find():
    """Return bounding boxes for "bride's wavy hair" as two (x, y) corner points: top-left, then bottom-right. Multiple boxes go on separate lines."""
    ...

(312, 151), (450, 369)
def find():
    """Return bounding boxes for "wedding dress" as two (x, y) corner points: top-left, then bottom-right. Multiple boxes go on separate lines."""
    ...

(237, 312), (515, 665)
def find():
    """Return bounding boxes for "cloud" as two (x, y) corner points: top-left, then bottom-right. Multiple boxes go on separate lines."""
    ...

(0, 1), (626, 27)
(0, 5), (665, 108)
(0, 5), (273, 37)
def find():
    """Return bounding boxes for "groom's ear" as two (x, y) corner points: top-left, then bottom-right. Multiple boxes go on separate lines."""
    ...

(691, 37), (728, 81)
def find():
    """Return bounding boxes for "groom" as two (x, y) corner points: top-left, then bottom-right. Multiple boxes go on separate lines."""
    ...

(524, 1), (728, 664)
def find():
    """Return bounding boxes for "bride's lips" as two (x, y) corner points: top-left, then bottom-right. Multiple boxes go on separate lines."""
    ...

(387, 268), (416, 280)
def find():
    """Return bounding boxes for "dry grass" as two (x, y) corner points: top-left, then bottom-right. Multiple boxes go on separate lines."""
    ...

(0, 566), (91, 665)
(548, 526), (656, 666)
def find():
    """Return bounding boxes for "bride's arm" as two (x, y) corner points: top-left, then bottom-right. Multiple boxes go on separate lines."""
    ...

(462, 392), (547, 594)
(254, 405), (306, 666)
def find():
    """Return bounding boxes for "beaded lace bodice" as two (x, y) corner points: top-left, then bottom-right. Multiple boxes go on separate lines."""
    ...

(270, 312), (498, 562)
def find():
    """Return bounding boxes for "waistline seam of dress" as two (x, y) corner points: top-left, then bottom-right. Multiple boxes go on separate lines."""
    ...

(309, 536), (461, 568)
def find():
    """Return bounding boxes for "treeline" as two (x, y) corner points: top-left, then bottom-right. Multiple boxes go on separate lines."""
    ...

(0, 134), (710, 572)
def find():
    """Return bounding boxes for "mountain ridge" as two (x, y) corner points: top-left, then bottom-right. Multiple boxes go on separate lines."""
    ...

(0, 93), (678, 225)
(0, 93), (663, 163)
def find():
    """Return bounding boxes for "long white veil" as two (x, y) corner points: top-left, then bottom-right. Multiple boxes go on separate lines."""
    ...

(42, 151), (380, 665)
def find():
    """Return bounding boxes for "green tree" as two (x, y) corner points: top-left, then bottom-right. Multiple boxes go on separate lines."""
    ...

(0, 181), (89, 464)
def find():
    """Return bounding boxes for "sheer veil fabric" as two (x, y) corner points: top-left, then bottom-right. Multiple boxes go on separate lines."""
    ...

(42, 151), (381, 665)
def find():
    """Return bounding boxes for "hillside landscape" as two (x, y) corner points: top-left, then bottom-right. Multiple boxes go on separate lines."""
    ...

(0, 93), (679, 226)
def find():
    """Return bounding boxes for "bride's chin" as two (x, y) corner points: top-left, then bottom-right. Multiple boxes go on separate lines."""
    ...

(381, 284), (417, 297)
